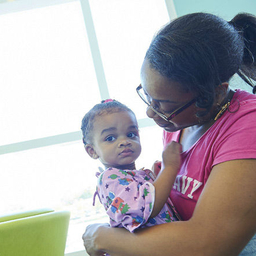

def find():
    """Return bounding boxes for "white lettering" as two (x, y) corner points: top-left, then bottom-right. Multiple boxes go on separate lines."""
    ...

(173, 175), (181, 192)
(181, 176), (193, 194)
(173, 175), (203, 199)
(188, 180), (202, 199)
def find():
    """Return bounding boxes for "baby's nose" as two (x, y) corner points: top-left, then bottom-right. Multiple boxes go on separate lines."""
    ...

(118, 139), (131, 147)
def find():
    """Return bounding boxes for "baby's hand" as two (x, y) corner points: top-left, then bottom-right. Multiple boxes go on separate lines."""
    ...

(162, 141), (182, 171)
(152, 160), (162, 177)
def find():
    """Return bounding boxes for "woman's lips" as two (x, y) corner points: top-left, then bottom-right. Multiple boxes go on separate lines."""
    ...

(155, 122), (169, 128)
(155, 121), (177, 132)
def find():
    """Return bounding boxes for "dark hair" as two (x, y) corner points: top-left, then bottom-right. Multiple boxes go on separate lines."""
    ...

(230, 13), (256, 92)
(145, 12), (256, 114)
(81, 100), (135, 145)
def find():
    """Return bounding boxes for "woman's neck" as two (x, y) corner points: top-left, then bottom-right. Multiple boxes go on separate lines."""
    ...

(180, 89), (235, 152)
(180, 120), (214, 152)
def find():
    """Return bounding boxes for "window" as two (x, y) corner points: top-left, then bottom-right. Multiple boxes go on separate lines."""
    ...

(0, 0), (171, 254)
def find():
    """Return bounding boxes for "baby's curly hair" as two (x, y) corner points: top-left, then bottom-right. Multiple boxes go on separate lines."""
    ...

(81, 100), (135, 145)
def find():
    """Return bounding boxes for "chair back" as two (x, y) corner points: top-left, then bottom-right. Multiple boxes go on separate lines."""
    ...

(0, 209), (70, 256)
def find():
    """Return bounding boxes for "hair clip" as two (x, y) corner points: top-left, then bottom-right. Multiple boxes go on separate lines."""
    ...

(101, 99), (114, 103)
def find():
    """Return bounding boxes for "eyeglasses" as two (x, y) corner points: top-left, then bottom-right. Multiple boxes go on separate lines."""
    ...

(136, 84), (197, 122)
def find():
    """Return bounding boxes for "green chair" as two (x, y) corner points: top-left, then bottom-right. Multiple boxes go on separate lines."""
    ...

(0, 208), (70, 256)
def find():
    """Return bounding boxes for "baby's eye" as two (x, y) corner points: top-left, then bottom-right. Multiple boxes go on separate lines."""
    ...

(127, 132), (138, 138)
(105, 136), (116, 142)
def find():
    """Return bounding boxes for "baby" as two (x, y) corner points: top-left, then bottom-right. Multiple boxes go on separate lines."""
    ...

(81, 100), (181, 232)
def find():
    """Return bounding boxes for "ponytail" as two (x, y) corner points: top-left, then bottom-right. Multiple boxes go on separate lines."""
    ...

(229, 13), (256, 93)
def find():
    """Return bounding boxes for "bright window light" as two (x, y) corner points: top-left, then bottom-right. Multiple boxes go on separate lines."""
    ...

(0, 1), (100, 145)
(89, 0), (170, 119)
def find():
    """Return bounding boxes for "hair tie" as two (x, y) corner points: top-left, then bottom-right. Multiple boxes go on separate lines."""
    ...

(228, 20), (234, 26)
(253, 86), (256, 94)
(101, 99), (114, 103)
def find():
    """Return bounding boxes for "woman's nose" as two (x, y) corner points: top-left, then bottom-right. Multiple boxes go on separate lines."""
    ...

(146, 106), (158, 119)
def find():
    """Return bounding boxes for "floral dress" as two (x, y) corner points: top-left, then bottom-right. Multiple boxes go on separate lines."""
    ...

(94, 167), (179, 233)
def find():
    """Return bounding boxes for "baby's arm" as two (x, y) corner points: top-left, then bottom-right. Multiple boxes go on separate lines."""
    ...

(150, 141), (181, 217)
(97, 168), (156, 232)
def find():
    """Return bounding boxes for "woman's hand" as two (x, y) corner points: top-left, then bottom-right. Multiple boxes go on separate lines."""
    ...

(82, 223), (109, 256)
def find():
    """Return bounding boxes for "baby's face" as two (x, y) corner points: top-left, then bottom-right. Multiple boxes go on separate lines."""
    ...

(91, 111), (141, 169)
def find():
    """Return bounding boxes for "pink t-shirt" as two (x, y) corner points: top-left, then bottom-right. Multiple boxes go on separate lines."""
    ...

(164, 90), (256, 221)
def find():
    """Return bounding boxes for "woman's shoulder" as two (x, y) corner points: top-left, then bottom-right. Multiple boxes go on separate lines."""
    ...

(233, 89), (256, 102)
(211, 90), (256, 134)
(228, 89), (256, 117)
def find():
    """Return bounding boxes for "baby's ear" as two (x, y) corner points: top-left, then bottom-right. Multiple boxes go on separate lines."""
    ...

(84, 144), (99, 159)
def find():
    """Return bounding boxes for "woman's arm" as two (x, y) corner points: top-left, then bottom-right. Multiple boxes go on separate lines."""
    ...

(83, 159), (256, 256)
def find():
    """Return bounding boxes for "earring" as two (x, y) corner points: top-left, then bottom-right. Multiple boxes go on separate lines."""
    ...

(214, 101), (230, 121)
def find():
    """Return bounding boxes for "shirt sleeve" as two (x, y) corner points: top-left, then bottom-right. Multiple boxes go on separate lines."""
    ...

(213, 102), (256, 166)
(96, 167), (155, 232)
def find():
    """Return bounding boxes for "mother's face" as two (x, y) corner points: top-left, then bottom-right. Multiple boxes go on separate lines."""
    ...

(140, 59), (199, 132)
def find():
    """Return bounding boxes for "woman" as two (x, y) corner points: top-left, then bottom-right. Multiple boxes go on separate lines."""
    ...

(83, 12), (256, 256)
